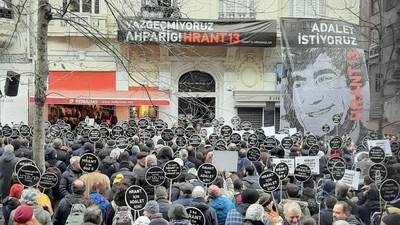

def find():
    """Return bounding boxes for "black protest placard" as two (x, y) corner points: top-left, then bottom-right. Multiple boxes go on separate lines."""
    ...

(176, 136), (187, 147)
(304, 135), (317, 147)
(39, 172), (59, 189)
(218, 117), (225, 126)
(368, 163), (387, 181)
(80, 153), (100, 173)
(322, 124), (330, 133)
(231, 116), (241, 127)
(369, 146), (385, 163)
(163, 161), (182, 180)
(100, 122), (109, 128)
(49, 124), (62, 138)
(139, 129), (151, 142)
(247, 134), (258, 147)
(214, 144), (227, 151)
(362, 136), (371, 148)
(309, 145), (320, 156)
(64, 131), (76, 142)
(125, 185), (148, 211)
(56, 119), (65, 126)
(264, 137), (277, 151)
(19, 124), (30, 137)
(128, 119), (136, 128)
(17, 164), (41, 187)
(294, 164), (311, 182)
(111, 126), (124, 138)
(116, 137), (128, 150)
(138, 119), (149, 129)
(247, 147), (261, 162)
(274, 162), (289, 180)
(211, 119), (219, 127)
(10, 129), (19, 139)
(257, 133), (267, 145)
(197, 163), (217, 184)
(259, 170), (280, 192)
(380, 179), (400, 202)
(332, 161), (346, 181)
(291, 134), (300, 144)
(75, 125), (84, 135)
(125, 127), (137, 138)
(80, 128), (90, 139)
(88, 129), (101, 143)
(185, 127), (196, 138)
(229, 133), (241, 144)
(154, 119), (165, 130)
(329, 136), (343, 151)
(161, 129), (174, 142)
(15, 158), (36, 174)
(121, 122), (130, 131)
(220, 125), (233, 138)
(281, 137), (294, 150)
(327, 157), (346, 173)
(189, 134), (202, 148)
(145, 166), (166, 186)
(241, 121), (252, 131)
(186, 207), (206, 225)
(345, 137), (352, 147)
(146, 127), (156, 138)
(175, 127), (185, 137)
(332, 114), (341, 124)
(99, 127), (110, 139)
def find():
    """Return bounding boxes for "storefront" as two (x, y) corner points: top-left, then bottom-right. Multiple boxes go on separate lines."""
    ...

(29, 71), (170, 125)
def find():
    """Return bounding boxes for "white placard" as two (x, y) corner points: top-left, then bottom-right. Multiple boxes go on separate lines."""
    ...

(204, 127), (214, 138)
(295, 156), (320, 174)
(340, 169), (360, 190)
(367, 140), (392, 157)
(88, 118), (95, 126)
(272, 158), (295, 175)
(212, 151), (238, 172)
(274, 134), (288, 142)
(262, 126), (276, 136)
(289, 128), (298, 136)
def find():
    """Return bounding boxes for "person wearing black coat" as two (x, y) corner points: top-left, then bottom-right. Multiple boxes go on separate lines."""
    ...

(98, 140), (116, 160)
(357, 184), (381, 225)
(155, 186), (173, 221)
(59, 156), (82, 197)
(0, 145), (20, 199)
(53, 138), (70, 166)
(190, 186), (218, 225)
(19, 139), (32, 159)
(312, 195), (337, 225)
(53, 179), (86, 225)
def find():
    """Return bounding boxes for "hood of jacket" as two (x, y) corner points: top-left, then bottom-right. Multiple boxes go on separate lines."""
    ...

(209, 196), (229, 210)
(190, 197), (209, 211)
(346, 215), (364, 225)
(1, 152), (16, 162)
(236, 203), (250, 215)
(102, 156), (117, 167)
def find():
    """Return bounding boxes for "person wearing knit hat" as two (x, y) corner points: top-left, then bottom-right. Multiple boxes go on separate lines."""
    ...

(168, 204), (191, 225)
(134, 216), (151, 225)
(208, 185), (235, 225)
(144, 200), (168, 225)
(259, 193), (283, 225)
(13, 205), (35, 225)
(3, 184), (24, 225)
(225, 188), (269, 225)
(381, 213), (400, 225)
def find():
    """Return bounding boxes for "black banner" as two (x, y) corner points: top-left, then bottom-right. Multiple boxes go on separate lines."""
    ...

(118, 19), (277, 47)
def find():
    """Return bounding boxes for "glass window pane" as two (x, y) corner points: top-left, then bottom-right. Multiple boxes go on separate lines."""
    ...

(82, 0), (92, 12)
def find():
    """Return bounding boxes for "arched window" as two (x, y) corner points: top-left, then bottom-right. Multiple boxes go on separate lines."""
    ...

(178, 71), (215, 92)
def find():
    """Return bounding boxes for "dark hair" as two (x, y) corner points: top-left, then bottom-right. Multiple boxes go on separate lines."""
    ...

(234, 179), (243, 191)
(335, 201), (352, 214)
(324, 195), (337, 209)
(244, 164), (255, 176)
(286, 183), (299, 198)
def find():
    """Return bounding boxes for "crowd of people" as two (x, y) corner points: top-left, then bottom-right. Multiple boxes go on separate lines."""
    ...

(0, 122), (399, 225)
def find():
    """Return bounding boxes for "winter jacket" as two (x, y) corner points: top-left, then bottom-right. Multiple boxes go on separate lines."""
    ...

(2, 196), (19, 225)
(98, 146), (114, 161)
(173, 195), (193, 207)
(312, 209), (333, 225)
(56, 147), (70, 167)
(357, 185), (381, 225)
(135, 166), (168, 200)
(80, 171), (111, 197)
(0, 152), (19, 199)
(277, 198), (311, 217)
(242, 175), (261, 189)
(53, 193), (84, 225)
(89, 193), (109, 223)
(168, 220), (192, 225)
(225, 203), (269, 225)
(100, 156), (120, 178)
(157, 147), (173, 167)
(346, 215), (365, 225)
(208, 196), (235, 225)
(59, 166), (81, 197)
(190, 197), (218, 225)
(19, 146), (32, 159)
(110, 168), (136, 184)
(157, 197), (173, 221)
(337, 196), (359, 217)
(149, 213), (169, 225)
(9, 204), (52, 225)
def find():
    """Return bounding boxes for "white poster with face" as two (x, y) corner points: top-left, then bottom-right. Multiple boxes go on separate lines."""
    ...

(280, 18), (370, 146)
(272, 158), (295, 175)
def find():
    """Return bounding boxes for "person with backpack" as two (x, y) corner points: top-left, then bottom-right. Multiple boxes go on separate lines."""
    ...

(45, 147), (67, 202)
(82, 205), (103, 225)
(53, 179), (86, 225)
(105, 184), (135, 225)
(100, 149), (121, 179)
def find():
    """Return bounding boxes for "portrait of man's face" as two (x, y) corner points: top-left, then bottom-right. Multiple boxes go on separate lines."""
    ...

(291, 53), (350, 135)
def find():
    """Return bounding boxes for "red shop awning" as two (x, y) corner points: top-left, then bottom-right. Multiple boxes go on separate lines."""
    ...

(29, 89), (170, 106)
